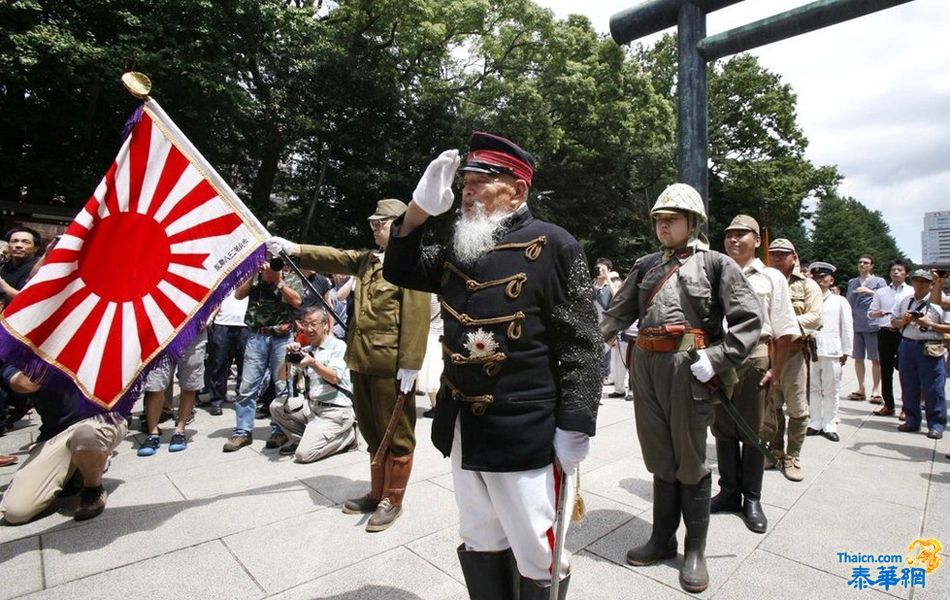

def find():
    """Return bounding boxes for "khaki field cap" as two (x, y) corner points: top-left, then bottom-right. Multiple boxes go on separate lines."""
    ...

(769, 238), (796, 254)
(910, 268), (933, 282)
(725, 214), (760, 236)
(368, 198), (408, 221)
(650, 183), (707, 222)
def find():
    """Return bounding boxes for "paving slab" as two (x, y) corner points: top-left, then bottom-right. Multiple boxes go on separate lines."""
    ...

(269, 546), (466, 600)
(1, 371), (947, 599)
(223, 480), (459, 594)
(39, 480), (324, 586)
(0, 535), (43, 600)
(16, 540), (263, 600)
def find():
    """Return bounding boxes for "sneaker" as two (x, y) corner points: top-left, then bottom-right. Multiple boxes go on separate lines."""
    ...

(222, 434), (252, 452)
(265, 431), (289, 449)
(74, 485), (107, 521)
(366, 497), (402, 532)
(927, 430), (944, 440)
(208, 404), (223, 416)
(169, 432), (188, 452)
(279, 441), (299, 456)
(782, 456), (804, 482)
(137, 434), (161, 457)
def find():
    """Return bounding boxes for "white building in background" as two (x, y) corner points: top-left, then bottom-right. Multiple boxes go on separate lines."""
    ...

(922, 210), (950, 265)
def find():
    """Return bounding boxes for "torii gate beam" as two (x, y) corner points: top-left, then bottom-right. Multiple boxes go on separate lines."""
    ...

(610, 0), (916, 215)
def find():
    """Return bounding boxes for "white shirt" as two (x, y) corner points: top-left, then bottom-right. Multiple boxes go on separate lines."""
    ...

(815, 290), (854, 357)
(743, 258), (800, 342)
(894, 294), (946, 341)
(868, 282), (912, 329)
(214, 292), (249, 327)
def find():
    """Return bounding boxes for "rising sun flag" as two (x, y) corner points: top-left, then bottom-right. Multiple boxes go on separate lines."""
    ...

(0, 74), (269, 416)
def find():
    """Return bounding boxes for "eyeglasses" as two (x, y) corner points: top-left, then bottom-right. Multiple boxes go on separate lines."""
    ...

(298, 319), (326, 330)
(369, 218), (393, 231)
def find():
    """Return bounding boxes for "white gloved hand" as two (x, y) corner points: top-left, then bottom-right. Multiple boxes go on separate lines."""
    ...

(553, 427), (590, 474)
(267, 236), (300, 257)
(397, 368), (419, 394)
(412, 149), (460, 216)
(690, 349), (715, 383)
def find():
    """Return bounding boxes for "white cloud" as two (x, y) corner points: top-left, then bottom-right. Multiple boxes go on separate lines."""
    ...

(536, 0), (950, 262)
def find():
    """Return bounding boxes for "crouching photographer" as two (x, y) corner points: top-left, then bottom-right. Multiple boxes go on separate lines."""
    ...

(269, 305), (357, 462)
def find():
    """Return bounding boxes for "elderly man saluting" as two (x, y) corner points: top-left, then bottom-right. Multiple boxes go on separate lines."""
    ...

(383, 132), (601, 600)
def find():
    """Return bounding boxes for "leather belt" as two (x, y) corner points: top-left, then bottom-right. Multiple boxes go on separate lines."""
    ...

(256, 325), (291, 336)
(441, 376), (493, 416)
(635, 326), (706, 353)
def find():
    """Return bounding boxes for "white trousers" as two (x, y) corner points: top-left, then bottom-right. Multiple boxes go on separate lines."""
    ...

(451, 419), (573, 582)
(610, 337), (629, 391)
(808, 356), (841, 433)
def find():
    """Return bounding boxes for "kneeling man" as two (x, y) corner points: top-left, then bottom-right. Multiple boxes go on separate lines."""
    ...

(0, 366), (127, 524)
(270, 306), (356, 462)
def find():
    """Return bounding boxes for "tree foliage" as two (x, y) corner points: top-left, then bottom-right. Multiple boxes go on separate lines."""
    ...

(0, 1), (907, 268)
(810, 194), (910, 282)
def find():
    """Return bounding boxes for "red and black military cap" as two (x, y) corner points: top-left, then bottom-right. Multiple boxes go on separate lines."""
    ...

(461, 131), (535, 186)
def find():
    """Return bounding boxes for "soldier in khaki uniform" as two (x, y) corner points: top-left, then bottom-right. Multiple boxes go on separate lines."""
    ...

(767, 238), (823, 481)
(268, 199), (430, 532)
(602, 185), (761, 593)
(712, 216), (798, 534)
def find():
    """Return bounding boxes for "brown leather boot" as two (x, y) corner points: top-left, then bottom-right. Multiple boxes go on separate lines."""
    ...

(366, 453), (413, 532)
(342, 457), (386, 514)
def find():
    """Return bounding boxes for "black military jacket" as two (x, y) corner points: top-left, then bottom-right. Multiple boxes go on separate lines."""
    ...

(384, 206), (601, 472)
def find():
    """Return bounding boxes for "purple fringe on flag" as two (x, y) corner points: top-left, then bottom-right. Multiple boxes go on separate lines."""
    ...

(121, 105), (145, 141)
(0, 244), (266, 420)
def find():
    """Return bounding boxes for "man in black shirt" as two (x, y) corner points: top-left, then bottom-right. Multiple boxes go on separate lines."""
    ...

(0, 226), (42, 307)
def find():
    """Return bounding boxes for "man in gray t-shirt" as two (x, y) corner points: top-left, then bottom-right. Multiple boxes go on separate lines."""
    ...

(845, 254), (886, 403)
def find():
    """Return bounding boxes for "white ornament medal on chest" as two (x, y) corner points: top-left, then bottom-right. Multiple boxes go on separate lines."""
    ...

(463, 328), (500, 358)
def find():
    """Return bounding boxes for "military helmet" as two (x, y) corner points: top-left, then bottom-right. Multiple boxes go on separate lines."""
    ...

(650, 183), (707, 223)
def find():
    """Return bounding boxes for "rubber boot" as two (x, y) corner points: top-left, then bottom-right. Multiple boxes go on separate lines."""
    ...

(342, 456), (385, 514)
(679, 474), (710, 593)
(710, 439), (741, 513)
(739, 443), (768, 533)
(626, 477), (680, 566)
(366, 453), (413, 532)
(519, 573), (570, 600)
(457, 544), (518, 600)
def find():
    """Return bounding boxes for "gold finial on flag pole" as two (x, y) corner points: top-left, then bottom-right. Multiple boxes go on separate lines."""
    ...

(121, 72), (152, 99)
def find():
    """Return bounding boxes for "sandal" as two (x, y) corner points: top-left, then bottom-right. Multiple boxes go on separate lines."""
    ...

(847, 391), (866, 401)
(869, 395), (884, 405)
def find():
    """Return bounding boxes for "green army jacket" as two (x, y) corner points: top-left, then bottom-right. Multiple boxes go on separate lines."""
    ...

(297, 245), (429, 377)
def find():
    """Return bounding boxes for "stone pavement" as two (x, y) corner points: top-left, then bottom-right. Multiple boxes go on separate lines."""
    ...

(1, 367), (949, 600)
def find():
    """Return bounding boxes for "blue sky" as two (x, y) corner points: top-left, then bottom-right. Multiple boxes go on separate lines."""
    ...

(536, 0), (949, 263)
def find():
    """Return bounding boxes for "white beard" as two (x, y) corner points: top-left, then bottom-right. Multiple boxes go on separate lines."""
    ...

(451, 204), (511, 267)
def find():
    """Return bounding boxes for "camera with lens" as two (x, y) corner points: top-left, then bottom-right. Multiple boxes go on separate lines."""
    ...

(908, 310), (924, 320)
(286, 351), (305, 364)
(937, 269), (950, 278)
(269, 256), (285, 271)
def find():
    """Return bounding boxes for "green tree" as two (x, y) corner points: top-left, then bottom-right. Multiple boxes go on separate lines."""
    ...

(810, 194), (910, 283)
